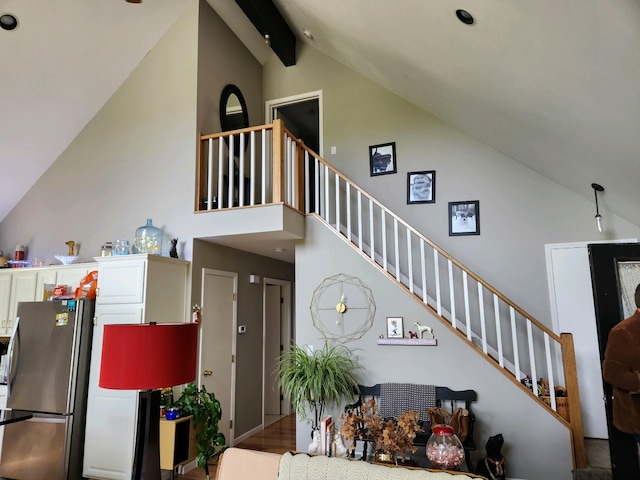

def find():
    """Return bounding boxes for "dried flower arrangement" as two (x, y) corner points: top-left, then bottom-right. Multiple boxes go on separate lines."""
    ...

(339, 398), (421, 464)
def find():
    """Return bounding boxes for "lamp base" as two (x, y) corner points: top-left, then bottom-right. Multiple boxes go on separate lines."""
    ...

(132, 390), (161, 480)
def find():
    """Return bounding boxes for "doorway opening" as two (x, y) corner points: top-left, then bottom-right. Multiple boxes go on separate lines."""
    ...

(266, 91), (322, 156)
(263, 278), (293, 429)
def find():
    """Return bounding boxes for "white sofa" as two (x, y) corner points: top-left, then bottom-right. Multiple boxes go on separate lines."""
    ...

(214, 448), (487, 480)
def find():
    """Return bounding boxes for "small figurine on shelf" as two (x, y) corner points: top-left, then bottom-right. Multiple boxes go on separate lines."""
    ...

(170, 238), (178, 258)
(65, 241), (75, 256)
(409, 331), (419, 339)
(192, 304), (201, 324)
(414, 322), (434, 339)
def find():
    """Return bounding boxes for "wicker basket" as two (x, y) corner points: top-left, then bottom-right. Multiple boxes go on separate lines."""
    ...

(542, 396), (569, 422)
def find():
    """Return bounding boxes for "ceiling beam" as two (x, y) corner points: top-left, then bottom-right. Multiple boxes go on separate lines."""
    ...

(234, 0), (296, 66)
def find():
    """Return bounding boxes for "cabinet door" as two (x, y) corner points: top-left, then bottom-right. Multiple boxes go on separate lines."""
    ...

(0, 273), (12, 336)
(34, 270), (57, 303)
(55, 265), (95, 296)
(83, 304), (144, 480)
(97, 260), (146, 304)
(7, 271), (38, 333)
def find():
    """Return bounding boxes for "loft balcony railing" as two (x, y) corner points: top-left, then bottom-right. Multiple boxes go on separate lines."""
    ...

(197, 119), (586, 468)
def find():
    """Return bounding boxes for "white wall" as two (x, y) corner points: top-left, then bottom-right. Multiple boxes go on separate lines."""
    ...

(296, 217), (573, 479)
(0, 0), (263, 265)
(264, 43), (640, 327)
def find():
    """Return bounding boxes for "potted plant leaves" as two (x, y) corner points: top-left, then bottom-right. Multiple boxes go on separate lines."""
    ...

(174, 382), (225, 478)
(277, 341), (362, 433)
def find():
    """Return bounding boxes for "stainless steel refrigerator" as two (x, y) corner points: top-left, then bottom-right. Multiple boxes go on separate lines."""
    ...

(0, 299), (94, 480)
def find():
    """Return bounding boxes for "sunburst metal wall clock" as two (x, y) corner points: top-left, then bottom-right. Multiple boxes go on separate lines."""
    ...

(310, 273), (376, 343)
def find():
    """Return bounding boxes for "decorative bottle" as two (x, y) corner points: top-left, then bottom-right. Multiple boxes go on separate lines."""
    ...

(426, 424), (465, 470)
(134, 219), (162, 255)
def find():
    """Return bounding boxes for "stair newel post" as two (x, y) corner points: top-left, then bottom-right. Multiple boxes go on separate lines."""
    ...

(272, 119), (285, 204)
(560, 332), (587, 469)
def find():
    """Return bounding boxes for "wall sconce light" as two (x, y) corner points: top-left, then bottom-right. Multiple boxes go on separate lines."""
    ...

(591, 183), (605, 232)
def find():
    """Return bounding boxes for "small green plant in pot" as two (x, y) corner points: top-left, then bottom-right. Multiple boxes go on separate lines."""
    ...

(174, 382), (225, 476)
(277, 340), (361, 432)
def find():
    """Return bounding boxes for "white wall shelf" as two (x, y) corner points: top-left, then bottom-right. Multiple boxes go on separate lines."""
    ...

(376, 338), (437, 346)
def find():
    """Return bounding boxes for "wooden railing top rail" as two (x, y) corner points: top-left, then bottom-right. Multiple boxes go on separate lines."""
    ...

(282, 132), (562, 343)
(199, 123), (561, 342)
(200, 123), (273, 142)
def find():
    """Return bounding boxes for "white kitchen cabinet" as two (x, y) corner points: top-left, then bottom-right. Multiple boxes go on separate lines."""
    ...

(83, 254), (189, 480)
(0, 264), (97, 337)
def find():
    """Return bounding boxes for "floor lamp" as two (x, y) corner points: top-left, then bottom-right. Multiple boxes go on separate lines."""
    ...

(99, 322), (199, 480)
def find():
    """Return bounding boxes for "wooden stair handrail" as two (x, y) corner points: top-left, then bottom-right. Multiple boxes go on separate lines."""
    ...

(198, 123), (586, 469)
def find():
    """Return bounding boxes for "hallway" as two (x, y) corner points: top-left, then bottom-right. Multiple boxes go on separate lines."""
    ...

(178, 414), (296, 479)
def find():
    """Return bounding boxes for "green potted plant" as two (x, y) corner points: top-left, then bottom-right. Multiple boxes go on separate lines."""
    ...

(174, 382), (226, 478)
(277, 340), (362, 432)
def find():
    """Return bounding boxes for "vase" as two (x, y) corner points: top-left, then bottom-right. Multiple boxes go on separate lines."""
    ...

(374, 450), (395, 464)
(133, 218), (162, 255)
(426, 424), (464, 470)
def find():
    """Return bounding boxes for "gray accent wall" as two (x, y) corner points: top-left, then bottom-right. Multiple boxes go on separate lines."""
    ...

(264, 43), (640, 328)
(192, 239), (294, 437)
(296, 216), (573, 479)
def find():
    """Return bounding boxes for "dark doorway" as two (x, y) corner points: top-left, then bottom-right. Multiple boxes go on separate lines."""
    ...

(272, 98), (320, 154)
(589, 242), (640, 479)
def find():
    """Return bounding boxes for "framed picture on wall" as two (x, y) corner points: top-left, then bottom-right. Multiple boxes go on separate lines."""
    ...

(386, 317), (404, 338)
(369, 142), (397, 176)
(449, 200), (480, 236)
(407, 171), (435, 204)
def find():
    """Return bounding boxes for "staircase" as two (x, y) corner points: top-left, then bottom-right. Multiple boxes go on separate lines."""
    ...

(197, 119), (588, 471)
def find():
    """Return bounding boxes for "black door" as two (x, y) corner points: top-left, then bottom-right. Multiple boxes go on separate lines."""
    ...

(589, 242), (640, 479)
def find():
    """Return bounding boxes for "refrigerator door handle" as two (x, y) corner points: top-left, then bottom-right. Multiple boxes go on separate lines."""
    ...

(6, 316), (19, 396)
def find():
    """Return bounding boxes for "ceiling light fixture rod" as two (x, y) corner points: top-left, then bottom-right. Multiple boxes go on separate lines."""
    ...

(591, 183), (604, 232)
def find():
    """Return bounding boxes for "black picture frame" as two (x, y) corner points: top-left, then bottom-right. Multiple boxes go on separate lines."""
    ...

(407, 170), (435, 204)
(369, 142), (397, 176)
(448, 200), (480, 236)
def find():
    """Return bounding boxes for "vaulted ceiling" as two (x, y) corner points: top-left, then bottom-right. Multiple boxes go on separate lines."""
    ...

(1, 0), (639, 228)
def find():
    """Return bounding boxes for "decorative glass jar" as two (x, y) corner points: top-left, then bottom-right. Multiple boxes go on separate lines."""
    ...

(426, 424), (465, 470)
(133, 218), (162, 255)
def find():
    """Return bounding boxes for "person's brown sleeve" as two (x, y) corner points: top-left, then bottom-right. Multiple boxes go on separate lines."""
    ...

(603, 327), (640, 393)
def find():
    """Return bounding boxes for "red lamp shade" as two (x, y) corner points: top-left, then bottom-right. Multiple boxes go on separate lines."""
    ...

(99, 322), (198, 390)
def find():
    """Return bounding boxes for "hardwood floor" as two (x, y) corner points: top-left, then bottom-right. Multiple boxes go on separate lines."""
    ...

(176, 414), (296, 479)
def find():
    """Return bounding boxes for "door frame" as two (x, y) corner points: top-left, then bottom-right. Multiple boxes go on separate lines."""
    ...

(262, 277), (293, 424)
(265, 90), (324, 157)
(201, 268), (237, 445)
(589, 242), (640, 479)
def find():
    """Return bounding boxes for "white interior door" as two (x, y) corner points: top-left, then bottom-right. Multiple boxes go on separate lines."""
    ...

(200, 269), (237, 446)
(264, 284), (281, 417)
(546, 241), (635, 439)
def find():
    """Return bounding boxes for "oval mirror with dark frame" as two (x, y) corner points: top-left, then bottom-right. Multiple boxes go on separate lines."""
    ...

(219, 84), (249, 154)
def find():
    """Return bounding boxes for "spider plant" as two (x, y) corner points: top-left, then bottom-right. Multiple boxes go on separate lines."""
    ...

(277, 340), (362, 430)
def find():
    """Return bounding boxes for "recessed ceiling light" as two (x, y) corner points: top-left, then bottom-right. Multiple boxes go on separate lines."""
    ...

(456, 9), (475, 25)
(0, 14), (18, 31)
(303, 29), (314, 40)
